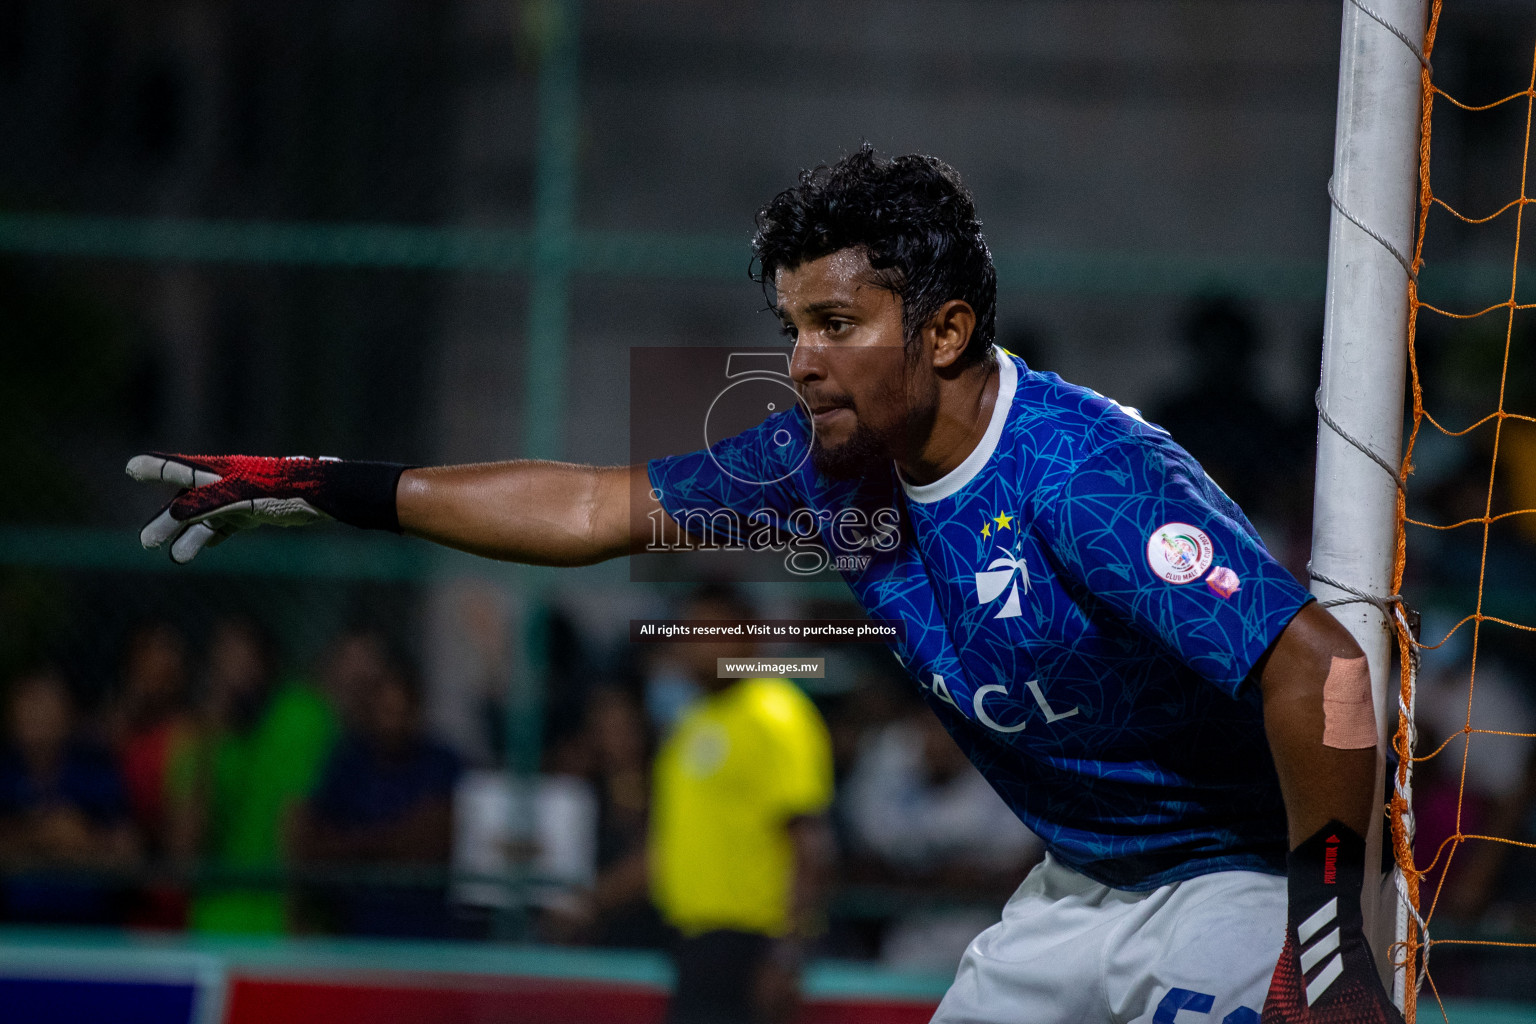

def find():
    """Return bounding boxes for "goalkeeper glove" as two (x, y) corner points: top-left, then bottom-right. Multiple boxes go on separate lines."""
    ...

(127, 452), (409, 564)
(1262, 821), (1404, 1024)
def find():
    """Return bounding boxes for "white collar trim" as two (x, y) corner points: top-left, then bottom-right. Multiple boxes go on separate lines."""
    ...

(900, 347), (1017, 504)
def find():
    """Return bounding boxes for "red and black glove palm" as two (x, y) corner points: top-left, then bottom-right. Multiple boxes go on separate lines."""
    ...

(1263, 822), (1404, 1024)
(127, 452), (407, 563)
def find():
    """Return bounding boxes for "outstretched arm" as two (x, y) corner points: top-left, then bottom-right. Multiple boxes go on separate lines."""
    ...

(398, 461), (661, 565)
(127, 452), (667, 565)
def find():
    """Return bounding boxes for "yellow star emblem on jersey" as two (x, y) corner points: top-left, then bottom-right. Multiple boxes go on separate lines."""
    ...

(993, 511), (1014, 531)
(980, 521), (991, 538)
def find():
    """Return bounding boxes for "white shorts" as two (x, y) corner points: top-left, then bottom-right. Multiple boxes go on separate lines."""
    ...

(933, 853), (1285, 1024)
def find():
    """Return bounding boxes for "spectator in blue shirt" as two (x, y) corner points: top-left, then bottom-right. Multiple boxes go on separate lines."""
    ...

(0, 667), (139, 923)
(294, 653), (461, 937)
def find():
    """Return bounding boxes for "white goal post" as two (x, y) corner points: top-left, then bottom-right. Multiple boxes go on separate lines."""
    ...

(1310, 0), (1429, 1008)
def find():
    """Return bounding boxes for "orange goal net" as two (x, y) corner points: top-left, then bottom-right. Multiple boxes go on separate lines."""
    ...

(1392, 2), (1536, 1020)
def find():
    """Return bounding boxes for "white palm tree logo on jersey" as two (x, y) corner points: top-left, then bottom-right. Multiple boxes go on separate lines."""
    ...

(975, 548), (1029, 619)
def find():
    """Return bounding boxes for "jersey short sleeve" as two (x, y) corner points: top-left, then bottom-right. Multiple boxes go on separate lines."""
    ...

(1037, 440), (1312, 695)
(646, 409), (811, 546)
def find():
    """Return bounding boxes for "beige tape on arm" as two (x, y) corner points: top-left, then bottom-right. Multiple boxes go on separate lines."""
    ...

(1322, 654), (1377, 750)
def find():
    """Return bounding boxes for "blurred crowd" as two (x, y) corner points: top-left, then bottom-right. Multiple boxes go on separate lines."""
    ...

(0, 616), (462, 938)
(0, 586), (1043, 972)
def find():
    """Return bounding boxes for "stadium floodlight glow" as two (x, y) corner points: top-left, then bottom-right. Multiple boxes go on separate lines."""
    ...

(1311, 0), (1430, 1010)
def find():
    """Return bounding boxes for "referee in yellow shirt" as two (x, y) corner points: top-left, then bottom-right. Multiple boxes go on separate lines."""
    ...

(650, 586), (835, 1024)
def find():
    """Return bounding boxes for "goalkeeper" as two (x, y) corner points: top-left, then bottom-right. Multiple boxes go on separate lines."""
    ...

(130, 147), (1401, 1024)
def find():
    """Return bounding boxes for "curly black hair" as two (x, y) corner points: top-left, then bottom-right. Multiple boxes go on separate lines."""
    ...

(751, 145), (997, 367)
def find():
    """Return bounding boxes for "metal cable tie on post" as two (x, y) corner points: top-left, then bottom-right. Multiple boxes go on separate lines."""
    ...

(1315, 386), (1408, 491)
(1327, 177), (1419, 284)
(1307, 563), (1405, 617)
(1346, 0), (1433, 71)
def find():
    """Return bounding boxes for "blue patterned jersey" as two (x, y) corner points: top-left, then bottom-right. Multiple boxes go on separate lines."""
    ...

(648, 350), (1312, 889)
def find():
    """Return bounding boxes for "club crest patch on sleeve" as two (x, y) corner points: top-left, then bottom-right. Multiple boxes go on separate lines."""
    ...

(1145, 523), (1214, 584)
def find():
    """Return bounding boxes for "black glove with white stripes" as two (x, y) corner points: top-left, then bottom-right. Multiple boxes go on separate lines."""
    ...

(1262, 822), (1404, 1024)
